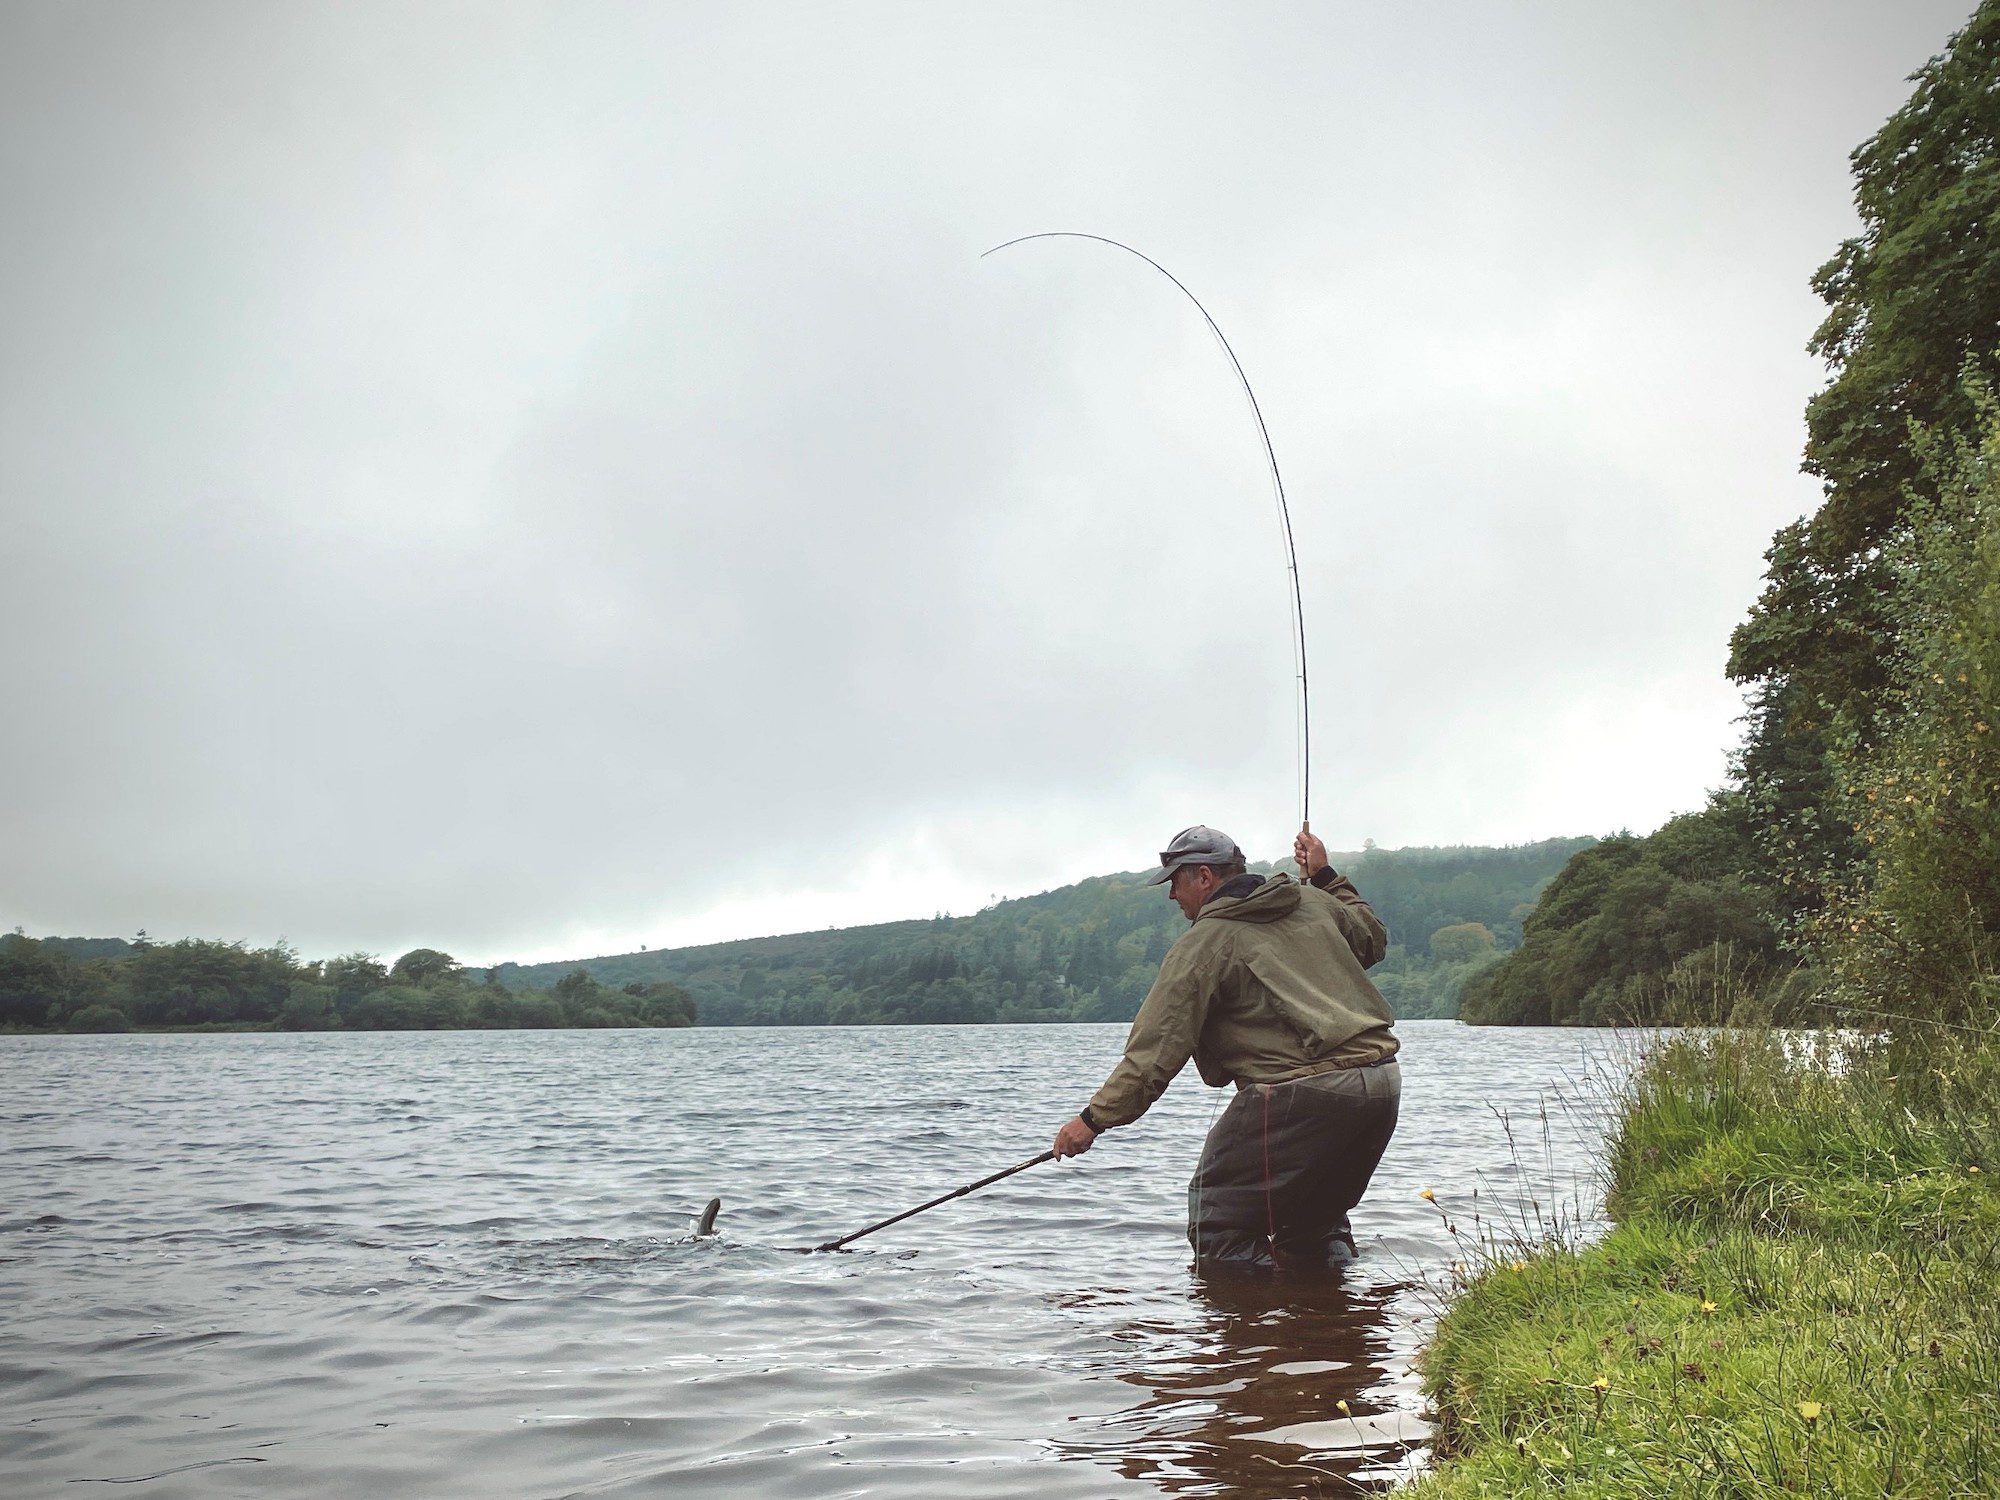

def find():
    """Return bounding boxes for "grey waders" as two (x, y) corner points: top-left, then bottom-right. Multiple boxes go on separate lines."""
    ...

(1187, 1060), (1400, 1268)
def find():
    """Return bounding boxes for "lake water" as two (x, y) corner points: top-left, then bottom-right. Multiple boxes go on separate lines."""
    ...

(1, 1021), (1638, 1497)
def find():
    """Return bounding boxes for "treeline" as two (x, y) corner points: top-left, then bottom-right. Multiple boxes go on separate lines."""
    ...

(0, 933), (695, 1034)
(1467, 8), (2000, 1028)
(7, 839), (1590, 1035)
(488, 838), (1596, 1028)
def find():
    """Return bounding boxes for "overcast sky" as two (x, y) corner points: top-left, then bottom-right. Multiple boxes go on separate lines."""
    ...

(1, 2), (1976, 964)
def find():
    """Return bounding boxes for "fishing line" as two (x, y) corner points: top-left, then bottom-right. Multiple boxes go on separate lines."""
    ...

(982, 231), (1312, 832)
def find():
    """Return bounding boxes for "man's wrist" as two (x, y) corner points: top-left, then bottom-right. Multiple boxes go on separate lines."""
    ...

(1310, 865), (1338, 890)
(1078, 1106), (1105, 1134)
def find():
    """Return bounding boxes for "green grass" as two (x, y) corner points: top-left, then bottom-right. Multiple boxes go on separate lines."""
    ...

(1409, 1027), (2000, 1496)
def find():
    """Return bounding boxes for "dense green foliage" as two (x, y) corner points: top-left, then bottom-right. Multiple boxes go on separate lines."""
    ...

(1809, 397), (2000, 1025)
(0, 931), (695, 1033)
(1467, 4), (2000, 1027)
(1456, 801), (1784, 1026)
(1729, 4), (2000, 918)
(484, 839), (1593, 1028)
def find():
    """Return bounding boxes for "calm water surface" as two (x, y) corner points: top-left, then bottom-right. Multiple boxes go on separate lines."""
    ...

(1, 1022), (1637, 1497)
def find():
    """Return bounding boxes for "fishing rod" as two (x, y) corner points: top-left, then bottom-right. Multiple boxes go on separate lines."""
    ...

(813, 1149), (1056, 1252)
(983, 231), (1313, 833)
(789, 247), (1305, 1262)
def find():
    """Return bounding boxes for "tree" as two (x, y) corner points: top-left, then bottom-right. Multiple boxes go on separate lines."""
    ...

(622, 981), (698, 1026)
(1429, 923), (1497, 964)
(324, 953), (388, 1004)
(278, 982), (339, 1031)
(513, 992), (566, 1029)
(390, 948), (461, 985)
(1811, 395), (2000, 1023)
(553, 969), (599, 1002)
(124, 939), (299, 1026)
(346, 985), (433, 1030)
(1729, 5), (2000, 913)
(0, 932), (64, 1027)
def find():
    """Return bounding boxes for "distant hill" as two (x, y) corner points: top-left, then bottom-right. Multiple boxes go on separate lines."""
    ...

(487, 837), (1597, 1025)
(5, 838), (1593, 1032)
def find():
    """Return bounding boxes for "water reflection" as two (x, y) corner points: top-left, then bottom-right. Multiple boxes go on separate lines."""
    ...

(1066, 1266), (1429, 1495)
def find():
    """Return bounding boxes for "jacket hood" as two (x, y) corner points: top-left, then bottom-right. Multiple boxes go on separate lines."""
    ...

(1198, 872), (1303, 924)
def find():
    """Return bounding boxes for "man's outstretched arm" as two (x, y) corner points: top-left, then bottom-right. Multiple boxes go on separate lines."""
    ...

(1051, 944), (1212, 1157)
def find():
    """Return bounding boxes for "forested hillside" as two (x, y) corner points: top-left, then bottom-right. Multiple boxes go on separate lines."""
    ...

(4, 837), (1591, 1032)
(1466, 10), (2000, 1027)
(490, 838), (1596, 1027)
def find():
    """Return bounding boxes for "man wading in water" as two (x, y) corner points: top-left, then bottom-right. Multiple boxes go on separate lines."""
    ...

(1051, 825), (1400, 1267)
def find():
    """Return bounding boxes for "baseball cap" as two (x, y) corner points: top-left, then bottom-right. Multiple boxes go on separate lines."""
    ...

(1144, 825), (1245, 885)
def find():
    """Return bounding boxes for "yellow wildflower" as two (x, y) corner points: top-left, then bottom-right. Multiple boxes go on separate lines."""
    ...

(1798, 1401), (1822, 1424)
(1510, 1260), (1527, 1273)
(1419, 1188), (1435, 1201)
(1700, 1300), (1718, 1315)
(1590, 1377), (1609, 1392)
(1336, 1399), (1351, 1416)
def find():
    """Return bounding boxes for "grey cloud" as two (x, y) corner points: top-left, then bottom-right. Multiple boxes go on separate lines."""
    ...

(0, 1), (1974, 960)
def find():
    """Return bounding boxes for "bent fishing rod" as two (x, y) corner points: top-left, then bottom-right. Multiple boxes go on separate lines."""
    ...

(790, 242), (1311, 1259)
(983, 231), (1313, 834)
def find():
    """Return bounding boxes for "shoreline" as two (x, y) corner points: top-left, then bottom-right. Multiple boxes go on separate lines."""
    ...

(1405, 1028), (1997, 1495)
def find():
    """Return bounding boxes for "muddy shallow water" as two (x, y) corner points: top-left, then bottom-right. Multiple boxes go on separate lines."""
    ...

(1, 1021), (1636, 1497)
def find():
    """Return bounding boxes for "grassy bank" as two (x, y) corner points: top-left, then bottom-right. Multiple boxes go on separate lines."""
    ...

(1409, 1026), (2000, 1496)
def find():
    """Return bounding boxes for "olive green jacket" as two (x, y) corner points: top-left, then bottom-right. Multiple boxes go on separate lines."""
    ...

(1085, 871), (1398, 1129)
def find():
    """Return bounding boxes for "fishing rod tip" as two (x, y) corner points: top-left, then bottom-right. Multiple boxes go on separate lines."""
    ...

(980, 231), (1081, 260)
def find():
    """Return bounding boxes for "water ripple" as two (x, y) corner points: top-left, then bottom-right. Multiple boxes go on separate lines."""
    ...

(1, 1022), (1637, 1496)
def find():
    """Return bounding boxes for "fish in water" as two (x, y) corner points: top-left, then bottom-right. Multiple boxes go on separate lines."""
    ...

(695, 1198), (721, 1237)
